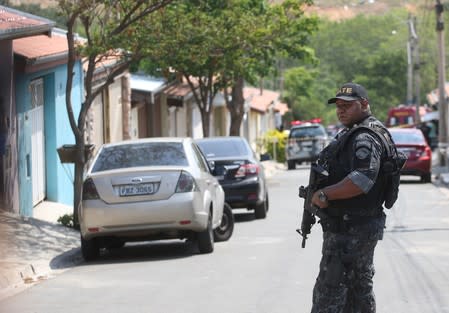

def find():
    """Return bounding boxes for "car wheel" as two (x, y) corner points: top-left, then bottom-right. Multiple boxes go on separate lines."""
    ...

(287, 160), (296, 170)
(421, 173), (431, 183)
(81, 236), (99, 261)
(213, 203), (234, 242)
(197, 212), (214, 253)
(254, 194), (268, 219)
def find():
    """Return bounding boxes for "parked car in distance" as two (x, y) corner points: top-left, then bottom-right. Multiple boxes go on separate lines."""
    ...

(388, 128), (432, 183)
(195, 136), (269, 219)
(80, 137), (225, 261)
(285, 122), (329, 170)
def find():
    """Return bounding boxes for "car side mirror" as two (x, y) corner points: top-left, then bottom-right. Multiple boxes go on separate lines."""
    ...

(208, 160), (215, 173)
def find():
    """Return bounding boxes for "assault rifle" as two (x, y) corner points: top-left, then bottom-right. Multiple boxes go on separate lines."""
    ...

(297, 163), (329, 248)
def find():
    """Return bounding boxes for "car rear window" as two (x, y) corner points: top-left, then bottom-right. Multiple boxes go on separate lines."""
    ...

(91, 142), (188, 172)
(197, 139), (250, 158)
(290, 126), (326, 138)
(390, 131), (426, 145)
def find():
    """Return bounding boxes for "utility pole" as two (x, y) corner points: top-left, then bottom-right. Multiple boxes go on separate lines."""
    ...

(436, 1), (447, 166)
(413, 16), (421, 123)
(407, 14), (420, 114)
(406, 40), (413, 105)
(406, 14), (414, 105)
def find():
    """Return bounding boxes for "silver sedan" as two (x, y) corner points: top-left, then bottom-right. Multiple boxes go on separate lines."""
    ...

(80, 137), (225, 260)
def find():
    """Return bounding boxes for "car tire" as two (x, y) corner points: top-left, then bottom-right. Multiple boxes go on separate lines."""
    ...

(254, 193), (268, 219)
(81, 236), (99, 261)
(287, 160), (296, 170)
(197, 212), (214, 254)
(421, 173), (431, 183)
(213, 203), (234, 242)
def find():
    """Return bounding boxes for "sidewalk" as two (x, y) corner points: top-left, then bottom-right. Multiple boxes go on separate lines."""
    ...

(0, 202), (81, 301)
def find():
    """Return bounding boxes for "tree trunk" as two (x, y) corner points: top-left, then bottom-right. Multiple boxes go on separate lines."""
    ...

(201, 109), (211, 137)
(228, 76), (245, 136)
(72, 136), (85, 229)
(121, 73), (131, 140)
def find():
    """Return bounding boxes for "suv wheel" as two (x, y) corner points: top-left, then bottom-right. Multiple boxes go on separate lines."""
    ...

(421, 173), (431, 183)
(197, 212), (214, 253)
(213, 203), (234, 242)
(287, 160), (296, 170)
(254, 194), (268, 219)
(81, 236), (99, 261)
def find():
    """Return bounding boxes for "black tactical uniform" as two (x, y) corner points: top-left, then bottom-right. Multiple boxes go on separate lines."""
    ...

(311, 115), (389, 313)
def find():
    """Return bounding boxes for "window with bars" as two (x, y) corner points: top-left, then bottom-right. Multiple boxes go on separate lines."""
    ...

(30, 78), (44, 109)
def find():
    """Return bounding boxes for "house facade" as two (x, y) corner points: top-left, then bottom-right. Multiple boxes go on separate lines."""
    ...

(163, 78), (204, 138)
(243, 86), (288, 153)
(86, 61), (132, 156)
(13, 30), (83, 216)
(130, 74), (169, 138)
(0, 5), (55, 214)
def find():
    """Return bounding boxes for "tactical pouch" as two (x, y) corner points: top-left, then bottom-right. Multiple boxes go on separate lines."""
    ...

(383, 150), (407, 209)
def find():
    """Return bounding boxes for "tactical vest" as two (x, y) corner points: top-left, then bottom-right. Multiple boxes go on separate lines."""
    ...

(318, 116), (393, 217)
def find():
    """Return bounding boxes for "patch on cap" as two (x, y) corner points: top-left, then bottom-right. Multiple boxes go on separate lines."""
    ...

(328, 82), (368, 104)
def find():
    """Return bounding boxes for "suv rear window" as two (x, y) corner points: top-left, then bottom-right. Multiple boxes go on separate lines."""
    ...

(197, 139), (250, 158)
(92, 142), (188, 172)
(289, 125), (326, 138)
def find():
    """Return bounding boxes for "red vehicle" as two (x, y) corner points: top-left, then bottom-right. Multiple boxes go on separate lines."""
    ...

(388, 128), (432, 183)
(386, 105), (429, 128)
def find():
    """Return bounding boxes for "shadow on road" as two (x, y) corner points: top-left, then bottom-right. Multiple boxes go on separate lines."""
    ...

(50, 239), (217, 269)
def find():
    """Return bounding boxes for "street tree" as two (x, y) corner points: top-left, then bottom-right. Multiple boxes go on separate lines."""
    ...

(58, 0), (174, 226)
(140, 0), (318, 137)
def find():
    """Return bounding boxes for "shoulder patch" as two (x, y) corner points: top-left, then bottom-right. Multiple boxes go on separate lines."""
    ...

(355, 147), (370, 160)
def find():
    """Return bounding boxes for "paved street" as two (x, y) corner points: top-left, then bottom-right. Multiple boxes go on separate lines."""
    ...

(1, 164), (449, 313)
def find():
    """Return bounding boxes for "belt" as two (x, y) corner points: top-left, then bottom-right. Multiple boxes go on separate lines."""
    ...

(320, 214), (379, 233)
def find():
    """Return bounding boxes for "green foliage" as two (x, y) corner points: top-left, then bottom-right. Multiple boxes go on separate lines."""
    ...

(139, 0), (318, 136)
(57, 214), (74, 228)
(262, 129), (287, 163)
(283, 6), (441, 127)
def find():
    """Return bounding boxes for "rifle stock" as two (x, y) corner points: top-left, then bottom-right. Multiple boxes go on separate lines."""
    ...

(297, 163), (329, 248)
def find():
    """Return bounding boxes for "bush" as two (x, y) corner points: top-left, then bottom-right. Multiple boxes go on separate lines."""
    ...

(57, 214), (74, 228)
(262, 129), (287, 163)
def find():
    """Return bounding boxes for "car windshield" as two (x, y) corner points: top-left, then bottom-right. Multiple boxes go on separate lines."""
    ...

(290, 126), (326, 138)
(92, 142), (188, 172)
(390, 131), (426, 145)
(197, 139), (249, 158)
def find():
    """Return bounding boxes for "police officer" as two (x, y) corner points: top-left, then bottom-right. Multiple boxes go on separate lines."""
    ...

(310, 82), (393, 313)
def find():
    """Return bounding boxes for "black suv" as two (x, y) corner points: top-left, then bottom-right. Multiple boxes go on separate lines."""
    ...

(196, 136), (268, 219)
(285, 123), (329, 170)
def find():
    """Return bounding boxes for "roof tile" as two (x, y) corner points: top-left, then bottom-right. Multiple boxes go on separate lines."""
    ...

(13, 32), (67, 59)
(0, 5), (54, 40)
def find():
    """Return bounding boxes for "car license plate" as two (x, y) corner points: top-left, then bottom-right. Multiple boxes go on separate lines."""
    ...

(119, 183), (154, 196)
(301, 142), (312, 151)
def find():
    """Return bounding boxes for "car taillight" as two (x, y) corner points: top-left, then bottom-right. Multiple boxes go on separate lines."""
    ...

(83, 178), (100, 200)
(419, 146), (432, 160)
(235, 163), (259, 178)
(176, 171), (198, 193)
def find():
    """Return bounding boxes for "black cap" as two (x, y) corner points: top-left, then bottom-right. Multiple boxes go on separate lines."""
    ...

(328, 82), (368, 104)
